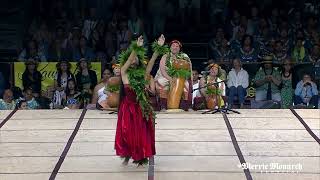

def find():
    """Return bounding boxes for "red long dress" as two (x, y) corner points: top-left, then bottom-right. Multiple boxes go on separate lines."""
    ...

(115, 84), (156, 161)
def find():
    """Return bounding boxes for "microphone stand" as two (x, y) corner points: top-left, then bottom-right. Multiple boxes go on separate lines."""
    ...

(193, 80), (240, 114)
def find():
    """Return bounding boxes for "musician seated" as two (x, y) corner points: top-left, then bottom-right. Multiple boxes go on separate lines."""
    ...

(154, 40), (192, 111)
(199, 64), (226, 109)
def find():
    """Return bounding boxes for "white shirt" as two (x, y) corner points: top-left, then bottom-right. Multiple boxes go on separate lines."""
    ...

(97, 86), (108, 103)
(227, 68), (249, 88)
(192, 80), (201, 104)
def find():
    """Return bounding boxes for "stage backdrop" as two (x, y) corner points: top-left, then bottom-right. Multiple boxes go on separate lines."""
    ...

(14, 62), (101, 91)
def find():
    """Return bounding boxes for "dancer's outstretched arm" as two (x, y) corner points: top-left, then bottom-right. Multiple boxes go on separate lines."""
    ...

(121, 36), (143, 75)
(145, 34), (165, 76)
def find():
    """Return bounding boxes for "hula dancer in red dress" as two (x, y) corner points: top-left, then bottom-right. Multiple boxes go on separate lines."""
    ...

(115, 34), (167, 166)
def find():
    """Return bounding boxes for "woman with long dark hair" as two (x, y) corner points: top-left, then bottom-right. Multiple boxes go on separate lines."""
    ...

(75, 58), (97, 106)
(22, 59), (42, 97)
(65, 79), (81, 109)
(115, 35), (165, 166)
(91, 68), (112, 107)
(280, 58), (293, 108)
(237, 34), (258, 62)
(52, 60), (75, 108)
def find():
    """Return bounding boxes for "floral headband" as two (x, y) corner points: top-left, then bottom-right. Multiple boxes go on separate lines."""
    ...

(112, 64), (120, 69)
(208, 63), (220, 70)
(170, 40), (182, 48)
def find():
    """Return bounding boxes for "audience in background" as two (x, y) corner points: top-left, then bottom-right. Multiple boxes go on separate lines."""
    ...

(65, 79), (81, 109)
(92, 68), (112, 105)
(0, 89), (16, 110)
(16, 99), (28, 110)
(18, 40), (46, 61)
(75, 58), (97, 106)
(294, 73), (318, 108)
(253, 57), (282, 102)
(280, 59), (294, 108)
(22, 59), (42, 97)
(52, 61), (75, 108)
(227, 59), (249, 108)
(0, 72), (6, 97)
(1, 0), (318, 110)
(22, 88), (39, 109)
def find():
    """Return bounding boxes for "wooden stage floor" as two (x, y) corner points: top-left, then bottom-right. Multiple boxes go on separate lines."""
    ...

(0, 109), (319, 180)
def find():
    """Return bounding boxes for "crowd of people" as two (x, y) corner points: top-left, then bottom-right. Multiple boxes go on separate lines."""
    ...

(0, 0), (319, 109)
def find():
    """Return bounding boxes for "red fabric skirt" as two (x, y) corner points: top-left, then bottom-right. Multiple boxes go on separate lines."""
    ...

(115, 86), (155, 161)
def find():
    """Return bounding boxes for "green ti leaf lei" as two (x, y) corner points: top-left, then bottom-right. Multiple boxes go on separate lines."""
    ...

(106, 84), (120, 93)
(118, 41), (155, 121)
(118, 41), (147, 66)
(152, 41), (170, 56)
(206, 87), (223, 95)
(127, 68), (155, 121)
(165, 53), (191, 79)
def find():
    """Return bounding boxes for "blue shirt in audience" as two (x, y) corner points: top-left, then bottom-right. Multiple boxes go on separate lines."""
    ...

(294, 80), (318, 99)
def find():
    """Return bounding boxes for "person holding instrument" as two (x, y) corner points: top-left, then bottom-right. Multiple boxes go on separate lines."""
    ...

(199, 63), (226, 109)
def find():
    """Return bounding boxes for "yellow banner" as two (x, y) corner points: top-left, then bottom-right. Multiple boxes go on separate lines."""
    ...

(14, 62), (101, 91)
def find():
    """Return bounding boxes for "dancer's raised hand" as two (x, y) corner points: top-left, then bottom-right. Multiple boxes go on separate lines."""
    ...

(137, 35), (144, 47)
(157, 34), (165, 46)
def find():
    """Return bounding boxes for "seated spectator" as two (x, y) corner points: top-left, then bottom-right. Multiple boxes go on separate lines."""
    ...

(33, 22), (51, 59)
(253, 57), (282, 102)
(89, 21), (106, 55)
(0, 89), (16, 110)
(226, 9), (240, 39)
(73, 36), (96, 61)
(48, 39), (72, 61)
(16, 99), (28, 110)
(0, 71), (6, 97)
(18, 40), (46, 62)
(280, 59), (294, 108)
(82, 7), (98, 40)
(192, 69), (205, 110)
(117, 19), (132, 54)
(294, 73), (318, 108)
(308, 44), (320, 63)
(227, 59), (249, 108)
(272, 40), (289, 62)
(54, 26), (68, 49)
(52, 61), (75, 108)
(255, 19), (272, 52)
(208, 27), (225, 52)
(22, 88), (39, 109)
(230, 26), (245, 51)
(22, 59), (42, 97)
(235, 34), (259, 62)
(65, 79), (81, 109)
(210, 37), (233, 64)
(291, 38), (308, 62)
(75, 58), (97, 106)
(268, 7), (280, 32)
(92, 68), (112, 106)
(247, 6), (260, 36)
(278, 27), (293, 55)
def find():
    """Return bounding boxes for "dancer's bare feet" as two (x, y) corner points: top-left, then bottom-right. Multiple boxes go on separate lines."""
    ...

(133, 158), (148, 167)
(122, 157), (130, 165)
